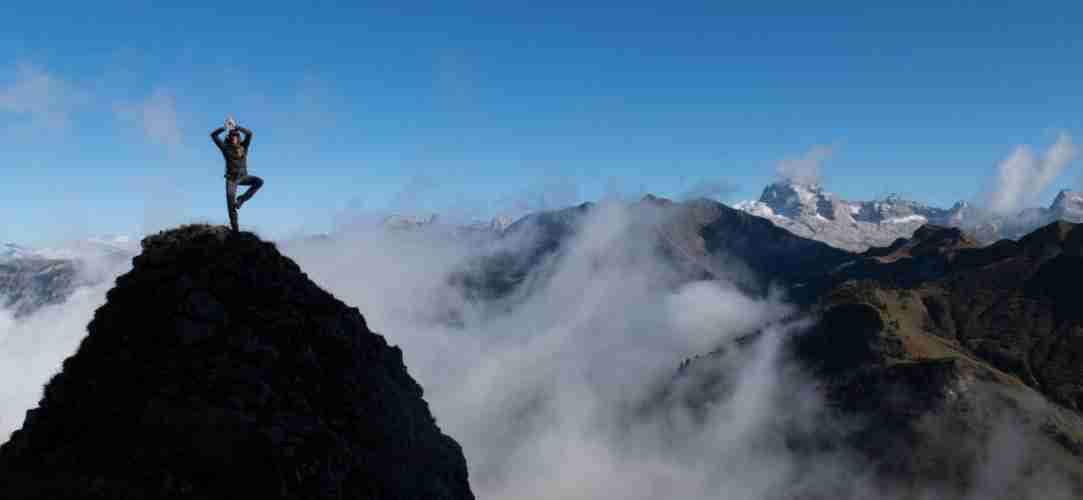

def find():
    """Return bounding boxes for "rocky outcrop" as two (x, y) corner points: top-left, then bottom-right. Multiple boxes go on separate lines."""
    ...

(0, 224), (474, 500)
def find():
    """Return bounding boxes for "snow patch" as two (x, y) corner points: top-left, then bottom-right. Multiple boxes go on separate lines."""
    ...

(883, 215), (928, 225)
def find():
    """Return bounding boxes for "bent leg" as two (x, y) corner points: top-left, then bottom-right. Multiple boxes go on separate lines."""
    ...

(236, 175), (264, 207)
(226, 179), (239, 231)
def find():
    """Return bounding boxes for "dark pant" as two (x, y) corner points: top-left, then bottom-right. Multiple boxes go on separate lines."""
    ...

(226, 175), (264, 232)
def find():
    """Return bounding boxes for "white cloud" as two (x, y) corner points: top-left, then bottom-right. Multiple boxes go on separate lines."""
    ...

(0, 62), (86, 132)
(986, 132), (1079, 214)
(115, 88), (183, 149)
(776, 145), (835, 185)
(0, 259), (129, 441)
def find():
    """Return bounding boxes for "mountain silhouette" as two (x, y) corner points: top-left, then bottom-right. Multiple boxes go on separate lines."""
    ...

(0, 224), (474, 500)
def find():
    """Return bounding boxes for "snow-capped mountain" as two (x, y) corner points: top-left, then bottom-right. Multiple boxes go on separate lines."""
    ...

(0, 236), (137, 318)
(382, 214), (440, 229)
(382, 213), (517, 234)
(1050, 189), (1083, 221)
(965, 189), (1083, 242)
(734, 181), (1083, 251)
(31, 235), (138, 261)
(1, 236), (137, 262)
(1, 243), (33, 262)
(731, 182), (967, 252)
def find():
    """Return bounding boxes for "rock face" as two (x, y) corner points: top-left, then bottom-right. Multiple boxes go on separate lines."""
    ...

(0, 225), (474, 500)
(733, 181), (965, 252)
(808, 221), (1083, 413)
(736, 182), (1083, 251)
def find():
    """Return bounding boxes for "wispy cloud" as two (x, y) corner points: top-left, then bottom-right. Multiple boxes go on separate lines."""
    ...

(776, 144), (835, 185)
(114, 88), (183, 149)
(679, 178), (738, 201)
(986, 132), (1079, 214)
(0, 62), (86, 132)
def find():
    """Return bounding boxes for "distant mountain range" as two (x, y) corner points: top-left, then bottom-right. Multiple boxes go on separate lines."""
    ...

(733, 180), (1083, 251)
(0, 237), (137, 318)
(382, 214), (515, 233)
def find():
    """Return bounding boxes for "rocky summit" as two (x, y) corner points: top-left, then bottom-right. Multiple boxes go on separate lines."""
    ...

(0, 224), (474, 500)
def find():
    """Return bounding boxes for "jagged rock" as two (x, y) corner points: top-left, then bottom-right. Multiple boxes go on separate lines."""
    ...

(733, 181), (966, 252)
(0, 224), (474, 500)
(735, 181), (1083, 251)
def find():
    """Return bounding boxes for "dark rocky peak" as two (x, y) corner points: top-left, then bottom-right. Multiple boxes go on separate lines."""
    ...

(902, 224), (979, 257)
(758, 180), (836, 219)
(0, 224), (474, 500)
(1015, 220), (1083, 257)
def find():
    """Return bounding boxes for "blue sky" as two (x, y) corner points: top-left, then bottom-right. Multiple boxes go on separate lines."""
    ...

(1, 1), (1081, 245)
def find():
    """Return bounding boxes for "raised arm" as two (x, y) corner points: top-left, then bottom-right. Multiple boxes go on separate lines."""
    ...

(210, 127), (226, 149)
(237, 126), (253, 148)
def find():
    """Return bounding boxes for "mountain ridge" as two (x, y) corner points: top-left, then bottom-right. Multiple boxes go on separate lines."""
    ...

(734, 180), (1083, 251)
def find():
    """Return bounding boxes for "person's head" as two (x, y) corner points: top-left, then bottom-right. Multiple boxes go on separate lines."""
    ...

(227, 130), (241, 145)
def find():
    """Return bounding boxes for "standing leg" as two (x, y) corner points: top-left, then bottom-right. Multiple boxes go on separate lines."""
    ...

(235, 175), (264, 209)
(226, 178), (239, 232)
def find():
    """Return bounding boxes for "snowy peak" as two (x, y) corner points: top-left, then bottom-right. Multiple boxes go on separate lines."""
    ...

(382, 213), (516, 233)
(382, 214), (439, 229)
(758, 181), (837, 220)
(1, 243), (32, 262)
(1, 236), (137, 263)
(733, 182), (966, 251)
(1050, 190), (1083, 222)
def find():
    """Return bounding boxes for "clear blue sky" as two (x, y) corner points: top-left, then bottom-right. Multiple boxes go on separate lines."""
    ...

(2, 1), (1081, 245)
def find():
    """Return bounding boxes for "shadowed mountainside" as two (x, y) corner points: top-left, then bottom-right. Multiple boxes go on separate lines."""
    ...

(809, 221), (1083, 413)
(0, 225), (474, 500)
(637, 221), (1083, 496)
(452, 196), (853, 303)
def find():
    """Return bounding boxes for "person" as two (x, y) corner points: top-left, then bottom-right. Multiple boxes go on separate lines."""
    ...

(210, 120), (264, 232)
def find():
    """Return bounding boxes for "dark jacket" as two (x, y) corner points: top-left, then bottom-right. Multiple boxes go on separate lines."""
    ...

(211, 127), (253, 179)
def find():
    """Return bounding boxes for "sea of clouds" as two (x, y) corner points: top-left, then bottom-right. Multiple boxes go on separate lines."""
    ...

(0, 200), (1077, 499)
